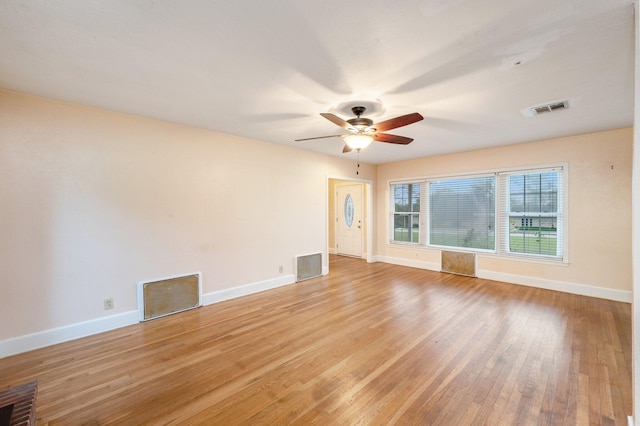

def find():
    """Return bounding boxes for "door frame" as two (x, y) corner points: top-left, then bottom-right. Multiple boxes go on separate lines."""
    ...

(326, 176), (374, 273)
(335, 182), (364, 258)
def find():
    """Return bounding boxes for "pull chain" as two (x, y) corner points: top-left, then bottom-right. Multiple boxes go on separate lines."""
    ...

(356, 148), (361, 175)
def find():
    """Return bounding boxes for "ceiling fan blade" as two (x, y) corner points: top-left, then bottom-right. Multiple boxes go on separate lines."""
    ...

(374, 133), (414, 145)
(295, 134), (343, 141)
(320, 113), (356, 131)
(373, 112), (424, 132)
(342, 144), (353, 153)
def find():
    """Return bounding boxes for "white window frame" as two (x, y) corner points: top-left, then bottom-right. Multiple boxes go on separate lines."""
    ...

(496, 166), (566, 261)
(388, 163), (568, 263)
(389, 181), (423, 244)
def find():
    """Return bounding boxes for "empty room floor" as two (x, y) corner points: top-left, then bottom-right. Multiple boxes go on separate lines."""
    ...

(0, 255), (632, 424)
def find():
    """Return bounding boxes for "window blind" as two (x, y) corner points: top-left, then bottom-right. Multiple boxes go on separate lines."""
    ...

(497, 168), (563, 258)
(429, 175), (495, 250)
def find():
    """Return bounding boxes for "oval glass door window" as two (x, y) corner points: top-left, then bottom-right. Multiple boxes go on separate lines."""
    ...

(344, 194), (354, 227)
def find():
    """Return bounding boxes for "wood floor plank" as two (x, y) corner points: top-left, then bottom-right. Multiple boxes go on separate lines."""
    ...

(0, 255), (632, 425)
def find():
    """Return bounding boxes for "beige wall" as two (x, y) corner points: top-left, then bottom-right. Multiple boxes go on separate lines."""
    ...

(0, 87), (632, 349)
(0, 90), (375, 341)
(376, 128), (633, 294)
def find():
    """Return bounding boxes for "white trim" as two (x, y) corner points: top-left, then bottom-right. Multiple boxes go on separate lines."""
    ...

(0, 310), (139, 358)
(479, 252), (569, 267)
(2, 258), (628, 359)
(365, 182), (374, 264)
(477, 270), (631, 303)
(387, 163), (569, 263)
(377, 255), (631, 303)
(201, 274), (296, 305)
(386, 161), (569, 185)
(385, 242), (569, 266)
(327, 175), (375, 269)
(1, 274), (298, 358)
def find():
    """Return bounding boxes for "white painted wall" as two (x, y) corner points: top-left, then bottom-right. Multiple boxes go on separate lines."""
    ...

(0, 90), (375, 350)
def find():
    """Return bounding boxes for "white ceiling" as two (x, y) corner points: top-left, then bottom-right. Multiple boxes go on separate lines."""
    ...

(0, 0), (634, 164)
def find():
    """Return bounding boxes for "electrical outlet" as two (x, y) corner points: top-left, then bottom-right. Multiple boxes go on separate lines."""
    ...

(279, 265), (284, 273)
(104, 298), (114, 310)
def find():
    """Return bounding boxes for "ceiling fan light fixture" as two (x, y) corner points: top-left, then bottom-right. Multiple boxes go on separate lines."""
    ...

(343, 133), (374, 150)
(296, 106), (423, 152)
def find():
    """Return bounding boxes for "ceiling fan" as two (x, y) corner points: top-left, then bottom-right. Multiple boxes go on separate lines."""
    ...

(296, 106), (424, 153)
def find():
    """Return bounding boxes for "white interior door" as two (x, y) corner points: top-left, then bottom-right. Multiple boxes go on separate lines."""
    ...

(336, 183), (363, 257)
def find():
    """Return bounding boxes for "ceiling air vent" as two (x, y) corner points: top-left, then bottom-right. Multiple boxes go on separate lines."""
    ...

(525, 100), (569, 117)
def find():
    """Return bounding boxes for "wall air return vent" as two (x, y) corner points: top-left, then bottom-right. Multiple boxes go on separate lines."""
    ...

(295, 253), (322, 282)
(522, 100), (569, 117)
(441, 250), (476, 277)
(137, 273), (201, 321)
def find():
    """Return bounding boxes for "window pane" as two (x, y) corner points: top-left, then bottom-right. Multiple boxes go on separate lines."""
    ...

(509, 216), (557, 255)
(392, 183), (421, 243)
(429, 176), (495, 250)
(525, 193), (541, 212)
(394, 185), (409, 212)
(394, 183), (420, 213)
(508, 171), (559, 256)
(394, 214), (410, 241)
(393, 213), (420, 242)
(540, 193), (557, 213)
(510, 193), (524, 212)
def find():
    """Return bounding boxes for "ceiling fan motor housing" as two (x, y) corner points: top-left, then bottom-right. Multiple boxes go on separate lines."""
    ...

(347, 117), (374, 130)
(347, 106), (374, 131)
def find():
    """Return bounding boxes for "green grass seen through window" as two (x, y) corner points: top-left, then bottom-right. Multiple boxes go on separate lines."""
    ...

(393, 230), (558, 256)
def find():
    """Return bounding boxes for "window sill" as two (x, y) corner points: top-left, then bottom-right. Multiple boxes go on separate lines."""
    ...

(386, 242), (568, 266)
(479, 252), (569, 267)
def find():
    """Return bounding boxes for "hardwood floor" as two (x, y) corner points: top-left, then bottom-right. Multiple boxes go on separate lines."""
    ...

(0, 255), (632, 425)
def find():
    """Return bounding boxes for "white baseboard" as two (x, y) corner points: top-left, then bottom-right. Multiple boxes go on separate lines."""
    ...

(202, 274), (296, 305)
(377, 255), (631, 303)
(0, 310), (139, 359)
(328, 247), (337, 254)
(1, 274), (298, 359)
(478, 270), (632, 303)
(2, 260), (629, 359)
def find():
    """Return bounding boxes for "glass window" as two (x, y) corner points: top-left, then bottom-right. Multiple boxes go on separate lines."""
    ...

(391, 183), (420, 243)
(389, 165), (565, 261)
(506, 170), (561, 257)
(429, 176), (495, 250)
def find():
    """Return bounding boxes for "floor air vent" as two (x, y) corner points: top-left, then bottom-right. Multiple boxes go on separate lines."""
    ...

(137, 273), (201, 321)
(295, 253), (322, 282)
(441, 251), (476, 277)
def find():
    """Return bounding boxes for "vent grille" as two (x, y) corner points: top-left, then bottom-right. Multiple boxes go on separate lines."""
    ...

(441, 250), (476, 277)
(295, 253), (322, 282)
(137, 273), (201, 321)
(528, 100), (569, 116)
